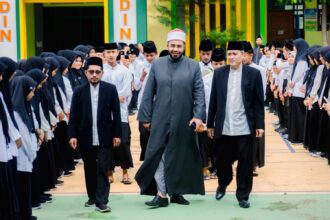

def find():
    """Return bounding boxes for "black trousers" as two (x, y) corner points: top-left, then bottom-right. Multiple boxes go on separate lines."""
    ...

(129, 89), (139, 110)
(31, 154), (41, 207)
(139, 121), (150, 161)
(0, 162), (20, 220)
(215, 135), (253, 201)
(276, 98), (285, 127)
(110, 122), (133, 170)
(79, 146), (110, 206)
(17, 171), (32, 220)
(198, 131), (214, 168)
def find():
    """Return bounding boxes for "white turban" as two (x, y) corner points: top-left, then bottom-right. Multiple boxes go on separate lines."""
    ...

(167, 28), (186, 43)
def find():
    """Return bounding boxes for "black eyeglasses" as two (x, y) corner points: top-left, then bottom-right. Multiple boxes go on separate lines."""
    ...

(87, 70), (102, 75)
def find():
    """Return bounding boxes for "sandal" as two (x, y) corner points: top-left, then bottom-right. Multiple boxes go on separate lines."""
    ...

(121, 178), (132, 184)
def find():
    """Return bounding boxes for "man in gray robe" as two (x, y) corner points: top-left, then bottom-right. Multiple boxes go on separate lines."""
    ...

(135, 28), (206, 207)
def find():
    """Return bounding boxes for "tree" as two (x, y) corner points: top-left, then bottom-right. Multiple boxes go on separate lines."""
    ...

(320, 0), (329, 45)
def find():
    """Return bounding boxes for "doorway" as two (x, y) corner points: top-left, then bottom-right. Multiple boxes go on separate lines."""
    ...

(267, 11), (295, 42)
(39, 6), (104, 53)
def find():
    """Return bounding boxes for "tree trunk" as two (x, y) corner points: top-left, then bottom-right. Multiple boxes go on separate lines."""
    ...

(321, 3), (328, 46)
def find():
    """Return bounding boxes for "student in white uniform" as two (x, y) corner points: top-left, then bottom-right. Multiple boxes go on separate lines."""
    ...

(288, 38), (309, 144)
(201, 47), (226, 180)
(0, 60), (22, 220)
(45, 57), (75, 176)
(241, 41), (267, 176)
(128, 45), (142, 114)
(11, 75), (39, 220)
(199, 39), (214, 77)
(102, 42), (133, 184)
(134, 41), (158, 161)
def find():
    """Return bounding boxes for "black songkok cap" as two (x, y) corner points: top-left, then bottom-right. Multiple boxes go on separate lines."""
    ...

(143, 41), (157, 54)
(272, 41), (283, 49)
(95, 47), (104, 53)
(211, 48), (225, 62)
(242, 41), (253, 53)
(227, 41), (243, 51)
(84, 57), (103, 70)
(323, 51), (330, 63)
(159, 50), (169, 57)
(284, 40), (294, 51)
(104, 43), (118, 50)
(130, 47), (140, 56)
(256, 35), (262, 40)
(199, 39), (213, 51)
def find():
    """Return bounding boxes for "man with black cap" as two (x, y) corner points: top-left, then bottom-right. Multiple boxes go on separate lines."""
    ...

(242, 41), (267, 176)
(199, 39), (214, 77)
(207, 41), (265, 208)
(253, 35), (263, 65)
(136, 28), (206, 207)
(128, 45), (142, 115)
(200, 47), (226, 180)
(134, 40), (158, 161)
(102, 42), (134, 184)
(68, 57), (122, 212)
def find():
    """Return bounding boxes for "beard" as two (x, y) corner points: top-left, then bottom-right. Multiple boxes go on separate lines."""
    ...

(90, 79), (100, 86)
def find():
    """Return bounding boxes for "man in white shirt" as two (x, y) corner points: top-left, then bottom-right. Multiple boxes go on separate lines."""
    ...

(128, 45), (142, 115)
(102, 43), (134, 184)
(134, 41), (158, 161)
(199, 39), (213, 77)
(200, 48), (226, 180)
(242, 41), (267, 176)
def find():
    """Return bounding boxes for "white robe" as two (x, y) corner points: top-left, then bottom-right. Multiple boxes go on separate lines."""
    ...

(102, 63), (132, 123)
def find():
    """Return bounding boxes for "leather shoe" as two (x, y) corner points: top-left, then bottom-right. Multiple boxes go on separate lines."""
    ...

(96, 204), (111, 213)
(170, 194), (190, 205)
(238, 200), (250, 208)
(215, 185), (226, 200)
(145, 195), (169, 207)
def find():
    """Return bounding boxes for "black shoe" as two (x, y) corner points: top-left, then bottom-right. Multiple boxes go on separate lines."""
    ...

(55, 180), (64, 186)
(215, 185), (227, 200)
(84, 199), (95, 207)
(31, 216), (37, 220)
(239, 200), (250, 208)
(40, 195), (52, 203)
(145, 195), (169, 207)
(41, 193), (52, 198)
(170, 194), (190, 205)
(95, 204), (111, 213)
(63, 171), (73, 177)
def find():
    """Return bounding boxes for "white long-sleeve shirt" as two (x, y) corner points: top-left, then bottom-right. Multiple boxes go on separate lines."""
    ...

(102, 63), (132, 123)
(90, 84), (100, 145)
(203, 70), (214, 122)
(14, 111), (38, 172)
(291, 60), (309, 98)
(310, 65), (324, 103)
(63, 76), (73, 111)
(249, 62), (267, 97)
(0, 92), (21, 159)
(223, 64), (251, 136)
(136, 61), (152, 109)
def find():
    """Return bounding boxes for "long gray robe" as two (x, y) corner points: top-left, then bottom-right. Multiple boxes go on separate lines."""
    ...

(135, 55), (206, 196)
